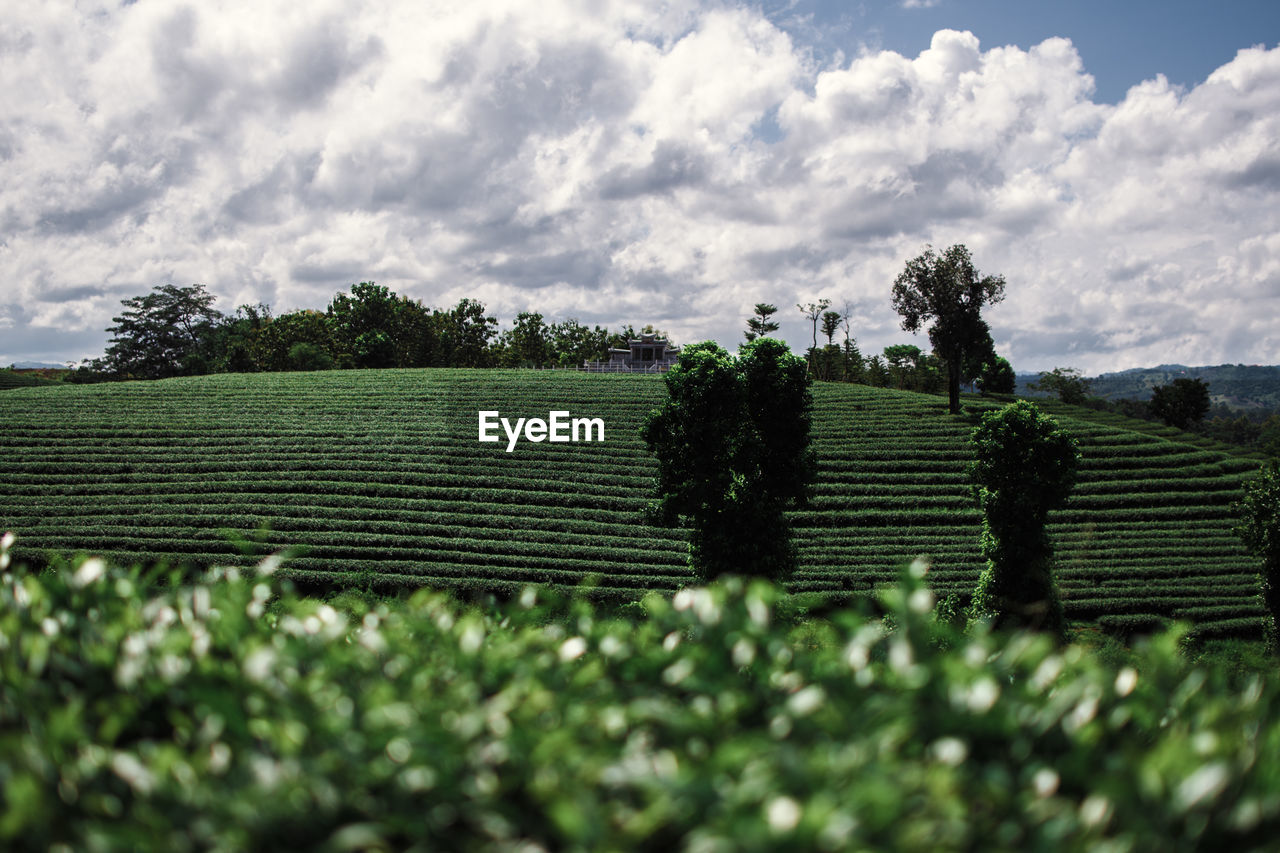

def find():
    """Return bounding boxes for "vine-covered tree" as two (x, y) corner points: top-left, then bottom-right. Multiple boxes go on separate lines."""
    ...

(1150, 378), (1211, 430)
(744, 303), (780, 341)
(642, 338), (814, 581)
(891, 245), (1006, 414)
(968, 400), (1080, 638)
(104, 283), (223, 379)
(1235, 462), (1280, 652)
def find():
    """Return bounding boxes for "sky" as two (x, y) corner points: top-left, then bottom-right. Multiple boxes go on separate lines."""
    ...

(2, 0), (1279, 373)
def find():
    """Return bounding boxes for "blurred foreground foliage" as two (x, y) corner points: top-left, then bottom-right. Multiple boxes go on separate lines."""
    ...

(2, 537), (1279, 851)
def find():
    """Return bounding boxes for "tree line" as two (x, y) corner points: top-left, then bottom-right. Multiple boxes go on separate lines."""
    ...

(746, 244), (1017, 409)
(1028, 366), (1280, 456)
(68, 282), (677, 382)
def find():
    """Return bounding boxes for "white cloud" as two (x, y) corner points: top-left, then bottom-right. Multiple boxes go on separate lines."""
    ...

(1, 3), (1278, 372)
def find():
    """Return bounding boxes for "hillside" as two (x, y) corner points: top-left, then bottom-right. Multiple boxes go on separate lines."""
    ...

(0, 369), (1266, 637)
(0, 369), (59, 390)
(1018, 363), (1280, 410)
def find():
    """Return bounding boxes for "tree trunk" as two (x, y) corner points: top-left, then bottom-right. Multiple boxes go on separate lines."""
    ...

(948, 358), (961, 414)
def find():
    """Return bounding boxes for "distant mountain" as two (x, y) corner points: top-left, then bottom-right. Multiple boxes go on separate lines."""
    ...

(6, 361), (69, 369)
(1016, 364), (1280, 411)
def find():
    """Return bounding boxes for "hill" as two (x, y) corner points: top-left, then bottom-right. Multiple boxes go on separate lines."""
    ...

(1017, 363), (1280, 411)
(0, 369), (1266, 637)
(0, 369), (60, 389)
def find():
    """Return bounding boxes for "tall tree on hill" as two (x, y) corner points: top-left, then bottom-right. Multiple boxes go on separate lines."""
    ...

(840, 303), (863, 383)
(968, 400), (1080, 639)
(797, 299), (830, 351)
(744, 303), (780, 341)
(642, 338), (814, 582)
(104, 283), (223, 379)
(891, 245), (1006, 414)
(797, 298), (830, 376)
(820, 310), (841, 346)
(1150, 378), (1211, 430)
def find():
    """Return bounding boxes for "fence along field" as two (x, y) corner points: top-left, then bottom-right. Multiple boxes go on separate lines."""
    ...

(0, 368), (1265, 637)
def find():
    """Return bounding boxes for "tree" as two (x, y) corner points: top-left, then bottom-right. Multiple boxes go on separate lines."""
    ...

(327, 282), (402, 369)
(1030, 367), (1092, 405)
(207, 303), (271, 373)
(958, 319), (998, 389)
(977, 356), (1016, 395)
(287, 342), (335, 371)
(1150, 378), (1211, 430)
(501, 312), (552, 367)
(820, 311), (841, 346)
(1235, 462), (1280, 652)
(251, 310), (335, 372)
(797, 299), (831, 374)
(883, 345), (942, 393)
(104, 284), (224, 379)
(839, 303), (863, 384)
(890, 245), (1006, 414)
(448, 298), (499, 367)
(549, 318), (610, 367)
(863, 355), (889, 388)
(641, 338), (814, 582)
(968, 400), (1080, 638)
(745, 303), (780, 341)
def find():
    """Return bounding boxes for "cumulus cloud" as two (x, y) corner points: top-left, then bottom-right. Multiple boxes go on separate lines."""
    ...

(1, 1), (1278, 372)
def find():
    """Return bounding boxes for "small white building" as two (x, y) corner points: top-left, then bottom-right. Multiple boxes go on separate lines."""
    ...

(584, 333), (680, 372)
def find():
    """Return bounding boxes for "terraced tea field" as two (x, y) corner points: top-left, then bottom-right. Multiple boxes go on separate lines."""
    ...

(0, 369), (1266, 637)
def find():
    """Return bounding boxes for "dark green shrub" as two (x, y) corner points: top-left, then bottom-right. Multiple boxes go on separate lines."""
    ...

(1235, 461), (1280, 651)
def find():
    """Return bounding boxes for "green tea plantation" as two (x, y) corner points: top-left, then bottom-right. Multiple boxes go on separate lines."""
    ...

(0, 369), (1266, 637)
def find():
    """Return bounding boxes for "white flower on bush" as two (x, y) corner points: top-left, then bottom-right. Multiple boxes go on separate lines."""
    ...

(766, 796), (801, 833)
(71, 557), (105, 588)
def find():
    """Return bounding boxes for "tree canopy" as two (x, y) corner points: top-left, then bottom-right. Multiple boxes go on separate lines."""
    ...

(1150, 377), (1211, 430)
(103, 284), (223, 379)
(744, 303), (779, 342)
(890, 245), (1006, 414)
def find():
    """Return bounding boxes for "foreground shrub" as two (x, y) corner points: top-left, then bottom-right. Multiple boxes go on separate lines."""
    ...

(1, 539), (1279, 850)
